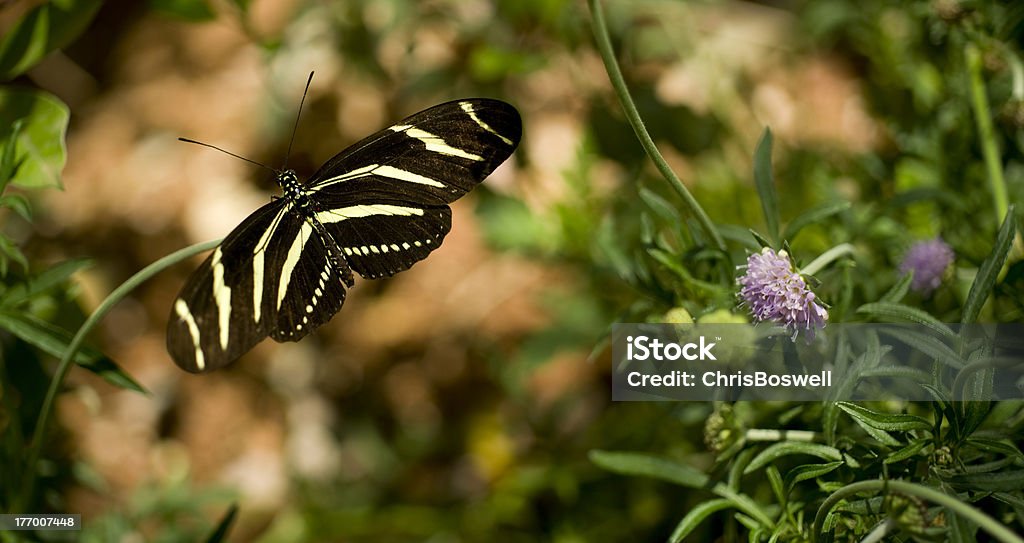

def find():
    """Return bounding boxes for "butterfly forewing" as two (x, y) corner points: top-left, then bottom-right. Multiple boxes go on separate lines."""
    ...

(168, 98), (521, 372)
(168, 200), (294, 372)
(307, 99), (521, 204)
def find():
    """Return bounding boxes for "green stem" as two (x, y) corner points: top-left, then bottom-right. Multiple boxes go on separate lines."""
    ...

(812, 479), (1024, 543)
(966, 42), (1009, 222)
(17, 239), (221, 511)
(587, 0), (726, 252)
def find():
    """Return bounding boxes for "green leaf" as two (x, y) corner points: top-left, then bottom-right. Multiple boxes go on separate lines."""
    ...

(203, 504), (239, 543)
(0, 118), (22, 189)
(0, 0), (104, 80)
(744, 442), (843, 474)
(880, 271), (914, 304)
(667, 499), (733, 543)
(836, 402), (932, 432)
(589, 450), (708, 488)
(753, 128), (780, 247)
(0, 234), (28, 274)
(783, 200), (851, 241)
(877, 327), (965, 369)
(0, 88), (69, 188)
(0, 311), (147, 394)
(638, 187), (681, 223)
(0, 194), (32, 221)
(0, 258), (91, 308)
(785, 461), (843, 490)
(589, 450), (775, 528)
(149, 0), (218, 21)
(855, 302), (955, 340)
(966, 438), (1024, 462)
(962, 206), (1016, 324)
(883, 438), (930, 464)
(765, 465), (786, 507)
(945, 470), (1024, 492)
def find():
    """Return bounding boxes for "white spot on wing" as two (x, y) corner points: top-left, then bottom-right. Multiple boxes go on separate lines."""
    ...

(253, 205), (289, 324)
(277, 221), (313, 310)
(375, 165), (445, 188)
(211, 248), (232, 351)
(460, 101), (514, 146)
(315, 204), (424, 224)
(391, 124), (484, 161)
(175, 299), (205, 370)
(309, 163), (378, 192)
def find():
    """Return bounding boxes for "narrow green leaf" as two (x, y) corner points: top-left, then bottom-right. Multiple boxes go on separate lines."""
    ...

(638, 187), (681, 223)
(753, 128), (780, 247)
(589, 450), (708, 488)
(765, 465), (786, 508)
(744, 442), (842, 474)
(0, 119), (23, 189)
(667, 499), (733, 543)
(590, 450), (775, 528)
(880, 271), (914, 304)
(962, 206), (1016, 324)
(967, 438), (1024, 462)
(0, 312), (146, 394)
(203, 504), (239, 543)
(856, 302), (955, 340)
(785, 461), (843, 490)
(0, 257), (91, 308)
(0, 88), (70, 188)
(945, 470), (1024, 492)
(749, 229), (773, 249)
(783, 200), (851, 241)
(883, 438), (931, 465)
(0, 194), (32, 222)
(877, 327), (965, 369)
(836, 402), (932, 432)
(0, 235), (28, 273)
(0, 0), (104, 80)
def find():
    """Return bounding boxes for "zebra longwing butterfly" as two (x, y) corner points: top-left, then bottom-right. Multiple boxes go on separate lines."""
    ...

(167, 90), (521, 373)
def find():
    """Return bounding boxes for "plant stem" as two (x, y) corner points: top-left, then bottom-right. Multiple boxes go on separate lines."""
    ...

(17, 239), (221, 511)
(812, 479), (1024, 543)
(966, 42), (1009, 222)
(587, 0), (726, 251)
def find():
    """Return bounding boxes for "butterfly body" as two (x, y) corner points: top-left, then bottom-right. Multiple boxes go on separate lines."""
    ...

(168, 99), (521, 373)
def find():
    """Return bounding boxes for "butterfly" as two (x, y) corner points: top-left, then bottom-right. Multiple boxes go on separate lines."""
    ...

(167, 82), (521, 373)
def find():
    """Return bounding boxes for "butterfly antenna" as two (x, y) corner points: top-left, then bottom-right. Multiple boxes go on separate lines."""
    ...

(283, 71), (315, 170)
(178, 138), (277, 173)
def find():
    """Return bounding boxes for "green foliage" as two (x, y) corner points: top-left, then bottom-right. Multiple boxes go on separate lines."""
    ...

(576, 0), (1024, 540)
(0, 87), (69, 189)
(0, 0), (103, 80)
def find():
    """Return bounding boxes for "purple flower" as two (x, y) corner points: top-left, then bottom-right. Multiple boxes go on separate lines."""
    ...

(738, 248), (828, 339)
(900, 238), (953, 295)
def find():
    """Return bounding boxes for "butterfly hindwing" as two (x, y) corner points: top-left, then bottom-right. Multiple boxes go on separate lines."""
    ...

(268, 219), (349, 342)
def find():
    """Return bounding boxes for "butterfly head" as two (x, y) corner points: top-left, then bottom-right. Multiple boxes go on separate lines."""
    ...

(277, 169), (310, 208)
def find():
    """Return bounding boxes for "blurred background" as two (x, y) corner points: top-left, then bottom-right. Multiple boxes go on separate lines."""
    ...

(3, 0), (1023, 541)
